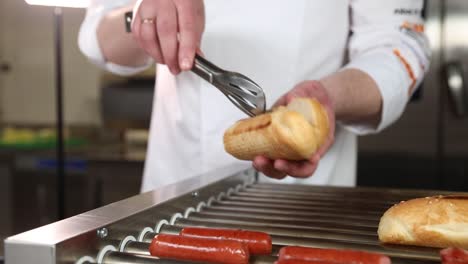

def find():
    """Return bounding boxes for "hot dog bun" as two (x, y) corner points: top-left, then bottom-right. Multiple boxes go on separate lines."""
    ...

(378, 195), (468, 249)
(223, 97), (329, 161)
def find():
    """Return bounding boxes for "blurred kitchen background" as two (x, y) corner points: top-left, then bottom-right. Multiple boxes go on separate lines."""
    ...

(0, 0), (467, 260)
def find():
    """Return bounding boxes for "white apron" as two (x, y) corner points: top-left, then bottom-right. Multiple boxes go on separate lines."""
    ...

(141, 0), (356, 192)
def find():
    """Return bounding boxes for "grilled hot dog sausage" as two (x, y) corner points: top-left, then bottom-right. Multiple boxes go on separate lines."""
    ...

(181, 227), (272, 255)
(275, 260), (339, 264)
(441, 247), (468, 264)
(278, 246), (391, 264)
(149, 234), (249, 264)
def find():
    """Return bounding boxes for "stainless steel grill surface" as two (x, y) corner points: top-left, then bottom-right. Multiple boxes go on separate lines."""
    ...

(5, 167), (460, 264)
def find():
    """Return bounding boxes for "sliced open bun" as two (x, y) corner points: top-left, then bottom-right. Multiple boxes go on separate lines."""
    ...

(223, 97), (329, 161)
(378, 195), (468, 249)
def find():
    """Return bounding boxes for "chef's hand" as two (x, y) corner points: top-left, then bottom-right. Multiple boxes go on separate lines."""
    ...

(252, 80), (336, 179)
(131, 0), (205, 75)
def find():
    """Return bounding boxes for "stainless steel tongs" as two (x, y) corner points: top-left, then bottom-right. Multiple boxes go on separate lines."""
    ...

(192, 54), (266, 117)
(124, 12), (266, 117)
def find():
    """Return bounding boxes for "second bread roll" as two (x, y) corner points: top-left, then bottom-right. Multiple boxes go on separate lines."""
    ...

(378, 195), (468, 249)
(223, 97), (329, 161)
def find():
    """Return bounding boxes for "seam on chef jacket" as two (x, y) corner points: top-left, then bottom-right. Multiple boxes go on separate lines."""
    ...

(78, 0), (153, 76)
(342, 0), (431, 135)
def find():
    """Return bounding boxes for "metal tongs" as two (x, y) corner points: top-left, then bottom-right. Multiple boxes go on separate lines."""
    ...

(124, 12), (266, 117)
(192, 55), (266, 116)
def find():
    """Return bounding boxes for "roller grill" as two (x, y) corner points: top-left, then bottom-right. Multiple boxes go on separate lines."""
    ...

(5, 168), (457, 263)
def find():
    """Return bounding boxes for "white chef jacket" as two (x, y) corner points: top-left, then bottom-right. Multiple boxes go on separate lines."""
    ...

(79, 1), (430, 192)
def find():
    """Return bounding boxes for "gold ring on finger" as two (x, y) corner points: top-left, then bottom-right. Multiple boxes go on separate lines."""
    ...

(141, 18), (155, 24)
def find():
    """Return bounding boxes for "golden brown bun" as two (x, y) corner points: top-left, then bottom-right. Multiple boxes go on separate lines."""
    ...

(378, 195), (468, 249)
(223, 98), (329, 161)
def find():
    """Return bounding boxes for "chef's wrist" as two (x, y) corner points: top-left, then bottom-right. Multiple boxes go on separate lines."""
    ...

(318, 68), (383, 126)
(314, 79), (340, 120)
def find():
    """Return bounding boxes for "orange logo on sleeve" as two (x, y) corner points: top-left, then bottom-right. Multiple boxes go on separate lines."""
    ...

(401, 21), (425, 33)
(393, 49), (417, 95)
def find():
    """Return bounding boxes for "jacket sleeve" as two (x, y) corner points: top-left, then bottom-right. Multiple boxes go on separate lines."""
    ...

(78, 0), (153, 76)
(342, 0), (431, 134)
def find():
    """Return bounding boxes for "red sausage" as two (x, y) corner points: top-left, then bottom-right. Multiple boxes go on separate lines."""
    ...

(181, 227), (272, 255)
(278, 246), (391, 264)
(275, 260), (339, 264)
(149, 234), (249, 264)
(440, 248), (468, 264)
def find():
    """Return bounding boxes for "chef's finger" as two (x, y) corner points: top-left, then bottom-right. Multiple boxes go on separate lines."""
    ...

(307, 154), (320, 164)
(174, 0), (204, 71)
(156, 1), (179, 74)
(317, 135), (334, 158)
(131, 12), (141, 37)
(139, 18), (164, 63)
(132, 14), (145, 53)
(272, 88), (304, 108)
(274, 159), (318, 178)
(253, 156), (287, 179)
(196, 47), (205, 57)
(272, 95), (287, 108)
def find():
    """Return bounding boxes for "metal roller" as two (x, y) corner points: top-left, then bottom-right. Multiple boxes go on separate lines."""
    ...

(248, 183), (441, 195)
(219, 192), (390, 213)
(234, 191), (400, 204)
(183, 213), (376, 236)
(233, 190), (398, 206)
(196, 207), (378, 228)
(122, 241), (151, 256)
(221, 195), (390, 212)
(172, 218), (378, 244)
(203, 205), (380, 222)
(103, 251), (190, 264)
(210, 200), (383, 219)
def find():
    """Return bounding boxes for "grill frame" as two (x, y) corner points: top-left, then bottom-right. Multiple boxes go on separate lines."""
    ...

(4, 167), (463, 264)
(5, 165), (254, 264)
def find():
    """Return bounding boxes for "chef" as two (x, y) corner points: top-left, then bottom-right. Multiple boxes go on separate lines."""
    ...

(79, 0), (430, 192)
